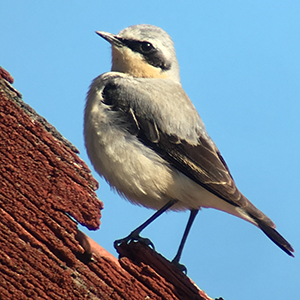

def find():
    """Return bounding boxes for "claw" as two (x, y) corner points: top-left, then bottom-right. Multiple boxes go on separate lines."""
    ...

(172, 259), (187, 274)
(114, 232), (155, 250)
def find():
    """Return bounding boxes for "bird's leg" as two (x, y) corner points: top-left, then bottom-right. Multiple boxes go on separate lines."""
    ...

(114, 199), (178, 249)
(172, 209), (199, 273)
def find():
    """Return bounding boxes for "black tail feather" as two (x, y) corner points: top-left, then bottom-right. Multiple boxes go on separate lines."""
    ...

(258, 221), (294, 257)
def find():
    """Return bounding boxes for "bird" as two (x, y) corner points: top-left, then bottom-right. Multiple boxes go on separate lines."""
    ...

(84, 24), (294, 270)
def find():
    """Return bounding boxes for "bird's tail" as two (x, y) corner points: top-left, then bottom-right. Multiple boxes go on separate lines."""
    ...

(257, 220), (294, 257)
(238, 194), (294, 257)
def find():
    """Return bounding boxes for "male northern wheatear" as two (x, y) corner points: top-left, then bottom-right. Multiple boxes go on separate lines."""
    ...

(84, 24), (294, 269)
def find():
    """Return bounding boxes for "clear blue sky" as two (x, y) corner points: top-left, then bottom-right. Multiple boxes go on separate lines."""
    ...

(2, 1), (299, 299)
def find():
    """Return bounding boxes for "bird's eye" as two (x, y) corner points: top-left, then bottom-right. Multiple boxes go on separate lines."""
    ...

(140, 42), (154, 53)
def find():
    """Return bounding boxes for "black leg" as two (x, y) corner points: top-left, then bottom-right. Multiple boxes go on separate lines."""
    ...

(172, 209), (199, 273)
(114, 199), (178, 249)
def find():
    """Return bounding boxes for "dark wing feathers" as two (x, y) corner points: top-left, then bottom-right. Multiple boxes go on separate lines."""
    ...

(158, 133), (240, 202)
(138, 118), (160, 143)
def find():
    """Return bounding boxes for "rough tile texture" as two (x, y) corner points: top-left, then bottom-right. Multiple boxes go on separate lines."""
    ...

(0, 68), (216, 300)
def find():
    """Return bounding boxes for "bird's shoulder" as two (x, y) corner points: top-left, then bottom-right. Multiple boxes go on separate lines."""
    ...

(88, 72), (132, 93)
(97, 73), (206, 142)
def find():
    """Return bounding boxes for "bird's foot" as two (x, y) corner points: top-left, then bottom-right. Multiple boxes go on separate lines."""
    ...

(171, 259), (187, 274)
(114, 231), (155, 250)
